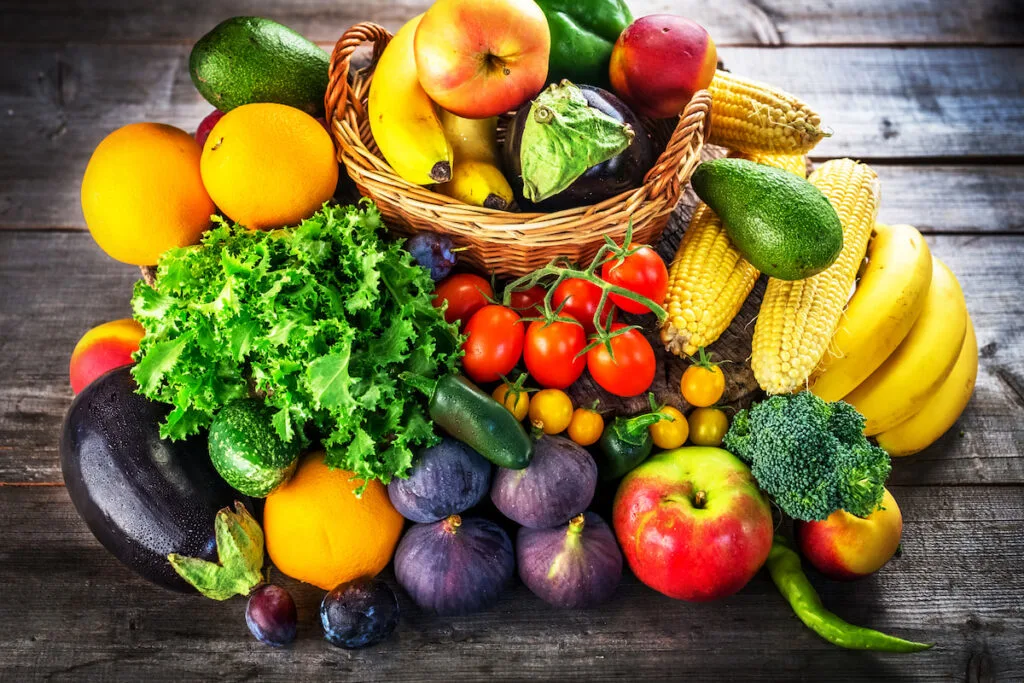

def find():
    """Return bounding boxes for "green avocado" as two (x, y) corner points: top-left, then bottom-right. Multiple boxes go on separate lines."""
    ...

(208, 399), (301, 498)
(189, 16), (329, 117)
(691, 158), (844, 281)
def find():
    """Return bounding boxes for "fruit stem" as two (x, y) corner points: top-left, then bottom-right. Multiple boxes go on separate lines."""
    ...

(568, 514), (586, 535)
(443, 514), (462, 534)
(693, 491), (707, 509)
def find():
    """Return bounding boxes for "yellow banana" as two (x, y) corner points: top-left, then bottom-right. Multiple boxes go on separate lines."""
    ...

(435, 112), (514, 209)
(844, 257), (967, 436)
(368, 15), (452, 185)
(810, 224), (933, 401)
(876, 316), (978, 457)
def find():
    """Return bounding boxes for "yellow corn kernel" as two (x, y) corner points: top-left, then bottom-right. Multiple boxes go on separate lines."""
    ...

(661, 153), (807, 358)
(752, 159), (880, 394)
(708, 70), (828, 155)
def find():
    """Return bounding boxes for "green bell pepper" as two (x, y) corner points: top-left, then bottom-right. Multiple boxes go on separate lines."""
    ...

(536, 0), (633, 89)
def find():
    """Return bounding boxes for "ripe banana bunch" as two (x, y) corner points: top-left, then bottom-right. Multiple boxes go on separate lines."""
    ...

(435, 112), (514, 209)
(809, 224), (977, 454)
(368, 15), (453, 185)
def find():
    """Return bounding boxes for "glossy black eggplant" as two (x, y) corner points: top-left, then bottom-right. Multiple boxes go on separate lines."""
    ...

(59, 365), (250, 592)
(504, 83), (656, 211)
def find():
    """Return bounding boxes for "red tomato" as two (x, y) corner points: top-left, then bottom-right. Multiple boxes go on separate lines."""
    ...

(600, 244), (669, 314)
(552, 278), (615, 335)
(508, 285), (546, 317)
(433, 273), (493, 328)
(523, 316), (587, 389)
(462, 305), (524, 383)
(586, 324), (657, 397)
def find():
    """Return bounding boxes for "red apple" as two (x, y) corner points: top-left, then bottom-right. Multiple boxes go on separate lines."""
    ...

(795, 488), (903, 581)
(609, 15), (717, 119)
(613, 446), (773, 601)
(414, 0), (550, 119)
(195, 109), (225, 148)
(69, 318), (144, 394)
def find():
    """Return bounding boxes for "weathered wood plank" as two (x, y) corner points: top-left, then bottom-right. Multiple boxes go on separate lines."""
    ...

(1, 0), (1021, 46)
(0, 484), (1019, 681)
(1, 229), (1021, 485)
(1, 45), (1023, 230)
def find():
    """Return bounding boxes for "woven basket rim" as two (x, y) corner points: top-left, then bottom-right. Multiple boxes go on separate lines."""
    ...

(324, 21), (712, 231)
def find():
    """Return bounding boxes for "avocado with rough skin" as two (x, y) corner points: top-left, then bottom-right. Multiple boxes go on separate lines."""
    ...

(691, 158), (844, 281)
(189, 16), (329, 117)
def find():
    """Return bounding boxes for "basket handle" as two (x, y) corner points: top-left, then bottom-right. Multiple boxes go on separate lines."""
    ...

(325, 22), (393, 146)
(642, 90), (713, 197)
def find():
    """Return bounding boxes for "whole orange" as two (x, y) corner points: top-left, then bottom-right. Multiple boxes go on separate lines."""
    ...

(264, 453), (404, 590)
(200, 103), (338, 230)
(81, 122), (215, 265)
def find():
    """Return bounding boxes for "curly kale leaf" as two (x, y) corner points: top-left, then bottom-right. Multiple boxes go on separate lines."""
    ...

(131, 201), (461, 487)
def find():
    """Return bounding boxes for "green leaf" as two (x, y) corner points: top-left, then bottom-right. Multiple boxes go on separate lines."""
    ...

(133, 333), (190, 394)
(167, 502), (264, 601)
(520, 81), (635, 202)
(307, 345), (357, 412)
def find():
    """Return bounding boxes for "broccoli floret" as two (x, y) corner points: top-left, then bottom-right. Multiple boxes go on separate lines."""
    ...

(723, 392), (891, 522)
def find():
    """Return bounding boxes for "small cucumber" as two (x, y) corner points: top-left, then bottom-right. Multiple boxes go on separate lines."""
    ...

(428, 375), (533, 469)
(208, 399), (301, 497)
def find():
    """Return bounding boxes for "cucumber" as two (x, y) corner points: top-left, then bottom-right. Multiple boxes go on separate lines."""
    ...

(208, 399), (301, 497)
(428, 375), (533, 469)
(189, 16), (329, 116)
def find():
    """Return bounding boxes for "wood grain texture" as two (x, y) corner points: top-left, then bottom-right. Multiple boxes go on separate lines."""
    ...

(2, 44), (1023, 230)
(1, 0), (1021, 46)
(1, 228), (1022, 485)
(0, 484), (1020, 681)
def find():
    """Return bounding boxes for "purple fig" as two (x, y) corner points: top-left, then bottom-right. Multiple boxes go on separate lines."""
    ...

(517, 512), (622, 608)
(394, 515), (513, 616)
(491, 435), (597, 529)
(388, 438), (491, 523)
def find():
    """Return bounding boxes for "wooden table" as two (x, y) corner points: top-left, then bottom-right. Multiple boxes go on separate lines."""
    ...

(2, 1), (1022, 680)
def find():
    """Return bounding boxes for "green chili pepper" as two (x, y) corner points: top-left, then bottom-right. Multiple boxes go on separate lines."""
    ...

(534, 0), (633, 89)
(596, 409), (667, 481)
(766, 535), (933, 653)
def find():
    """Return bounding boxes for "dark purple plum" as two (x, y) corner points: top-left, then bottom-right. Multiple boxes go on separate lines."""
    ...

(406, 232), (458, 281)
(491, 435), (597, 529)
(394, 515), (513, 616)
(321, 578), (400, 649)
(246, 584), (298, 647)
(517, 512), (622, 608)
(388, 438), (492, 523)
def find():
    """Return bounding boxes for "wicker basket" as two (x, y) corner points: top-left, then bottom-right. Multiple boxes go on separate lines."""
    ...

(325, 22), (711, 276)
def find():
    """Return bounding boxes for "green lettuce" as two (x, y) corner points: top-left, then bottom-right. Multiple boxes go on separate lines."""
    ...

(131, 201), (462, 486)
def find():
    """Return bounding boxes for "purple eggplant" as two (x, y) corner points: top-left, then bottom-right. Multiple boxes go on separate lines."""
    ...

(388, 437), (492, 523)
(517, 512), (622, 608)
(59, 365), (250, 592)
(491, 434), (597, 529)
(394, 515), (513, 616)
(504, 82), (656, 211)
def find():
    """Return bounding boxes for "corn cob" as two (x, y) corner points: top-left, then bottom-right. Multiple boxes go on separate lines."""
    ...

(708, 70), (828, 155)
(661, 153), (807, 358)
(752, 159), (880, 394)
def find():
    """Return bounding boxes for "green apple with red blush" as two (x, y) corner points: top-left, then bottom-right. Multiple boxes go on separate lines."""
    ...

(795, 488), (903, 581)
(612, 447), (773, 601)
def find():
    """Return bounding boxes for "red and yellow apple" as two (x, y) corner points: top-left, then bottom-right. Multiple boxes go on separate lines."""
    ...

(414, 0), (550, 119)
(609, 15), (717, 119)
(613, 446), (773, 601)
(795, 488), (903, 581)
(69, 318), (144, 394)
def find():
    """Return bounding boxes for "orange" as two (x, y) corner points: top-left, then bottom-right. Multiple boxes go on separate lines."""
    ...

(263, 453), (404, 590)
(81, 122), (215, 265)
(200, 103), (338, 230)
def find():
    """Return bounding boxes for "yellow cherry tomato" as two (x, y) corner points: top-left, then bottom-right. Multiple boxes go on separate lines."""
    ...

(529, 389), (573, 435)
(681, 363), (725, 407)
(649, 406), (689, 449)
(688, 407), (729, 447)
(492, 382), (529, 421)
(568, 407), (604, 446)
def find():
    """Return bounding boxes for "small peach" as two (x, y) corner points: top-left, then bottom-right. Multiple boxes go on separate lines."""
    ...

(69, 319), (144, 394)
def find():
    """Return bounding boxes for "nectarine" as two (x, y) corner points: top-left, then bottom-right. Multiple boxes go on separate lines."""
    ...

(69, 319), (144, 394)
